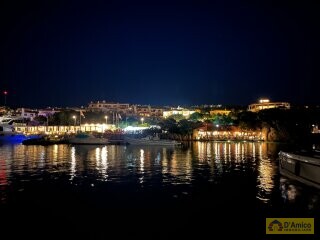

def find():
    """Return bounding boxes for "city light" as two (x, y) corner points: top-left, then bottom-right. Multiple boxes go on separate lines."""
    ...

(72, 115), (76, 126)
(3, 90), (8, 106)
(259, 99), (270, 103)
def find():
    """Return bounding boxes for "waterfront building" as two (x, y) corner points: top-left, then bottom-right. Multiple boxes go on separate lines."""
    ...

(248, 99), (290, 112)
(14, 123), (116, 135)
(193, 125), (264, 141)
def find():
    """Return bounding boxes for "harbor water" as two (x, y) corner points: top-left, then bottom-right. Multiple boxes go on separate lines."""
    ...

(0, 142), (319, 239)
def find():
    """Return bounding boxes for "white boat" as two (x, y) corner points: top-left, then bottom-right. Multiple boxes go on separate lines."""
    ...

(0, 124), (16, 138)
(0, 123), (31, 143)
(0, 115), (22, 124)
(0, 116), (44, 143)
(124, 135), (180, 146)
(279, 150), (320, 189)
(67, 133), (109, 145)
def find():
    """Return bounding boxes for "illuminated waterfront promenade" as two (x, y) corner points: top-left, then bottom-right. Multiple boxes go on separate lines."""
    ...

(14, 123), (115, 135)
(14, 124), (265, 142)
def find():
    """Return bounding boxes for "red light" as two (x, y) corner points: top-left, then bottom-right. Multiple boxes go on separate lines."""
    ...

(3, 91), (8, 95)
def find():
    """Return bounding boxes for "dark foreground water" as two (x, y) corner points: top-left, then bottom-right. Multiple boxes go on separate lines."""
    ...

(0, 142), (319, 239)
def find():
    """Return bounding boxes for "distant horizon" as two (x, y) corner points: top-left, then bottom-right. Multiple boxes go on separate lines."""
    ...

(1, 97), (318, 110)
(0, 94), (304, 109)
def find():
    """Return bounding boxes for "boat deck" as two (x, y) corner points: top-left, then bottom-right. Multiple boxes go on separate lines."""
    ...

(279, 150), (320, 189)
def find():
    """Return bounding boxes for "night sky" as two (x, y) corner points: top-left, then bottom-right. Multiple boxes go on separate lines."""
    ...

(0, 0), (319, 108)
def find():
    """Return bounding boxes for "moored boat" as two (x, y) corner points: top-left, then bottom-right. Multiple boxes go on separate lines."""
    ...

(67, 133), (109, 145)
(0, 123), (40, 143)
(22, 135), (68, 145)
(124, 135), (180, 146)
(279, 150), (320, 189)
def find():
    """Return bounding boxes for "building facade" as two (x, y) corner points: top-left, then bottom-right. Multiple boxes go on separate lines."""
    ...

(248, 99), (290, 112)
(88, 101), (165, 117)
(163, 107), (195, 118)
(88, 101), (131, 113)
(209, 109), (231, 115)
(133, 105), (164, 117)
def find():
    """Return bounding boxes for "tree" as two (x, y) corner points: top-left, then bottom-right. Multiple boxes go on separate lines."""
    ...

(125, 116), (139, 126)
(189, 112), (203, 121)
(34, 115), (47, 125)
(237, 111), (260, 131)
(51, 110), (78, 125)
(168, 114), (185, 122)
(178, 119), (202, 135)
(159, 118), (178, 133)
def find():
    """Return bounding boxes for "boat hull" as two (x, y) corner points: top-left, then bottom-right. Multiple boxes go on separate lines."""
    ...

(0, 133), (41, 144)
(0, 134), (27, 143)
(279, 151), (320, 189)
(68, 135), (109, 145)
(22, 137), (68, 145)
(125, 138), (180, 146)
(68, 139), (109, 145)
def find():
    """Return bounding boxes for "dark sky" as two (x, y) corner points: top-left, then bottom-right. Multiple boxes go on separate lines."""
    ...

(0, 0), (319, 108)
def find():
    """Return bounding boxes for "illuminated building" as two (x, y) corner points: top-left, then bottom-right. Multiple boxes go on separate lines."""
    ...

(209, 109), (231, 115)
(17, 108), (38, 120)
(88, 101), (164, 117)
(163, 107), (195, 118)
(193, 125), (264, 141)
(132, 105), (164, 117)
(88, 101), (131, 113)
(248, 99), (290, 112)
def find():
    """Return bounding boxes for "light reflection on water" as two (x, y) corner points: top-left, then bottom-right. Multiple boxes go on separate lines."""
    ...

(70, 147), (76, 181)
(0, 142), (319, 211)
(193, 142), (271, 194)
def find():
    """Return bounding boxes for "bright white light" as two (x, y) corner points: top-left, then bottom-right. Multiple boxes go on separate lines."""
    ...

(123, 126), (148, 132)
(70, 147), (76, 181)
(95, 147), (100, 166)
(139, 149), (144, 184)
(259, 99), (270, 103)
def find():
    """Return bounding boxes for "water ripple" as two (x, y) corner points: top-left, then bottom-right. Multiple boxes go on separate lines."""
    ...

(0, 142), (319, 211)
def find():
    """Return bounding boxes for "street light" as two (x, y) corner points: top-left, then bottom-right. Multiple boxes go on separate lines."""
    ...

(105, 116), (108, 124)
(72, 115), (76, 126)
(3, 91), (8, 106)
(141, 117), (144, 125)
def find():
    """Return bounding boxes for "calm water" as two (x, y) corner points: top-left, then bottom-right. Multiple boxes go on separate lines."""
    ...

(0, 142), (319, 239)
